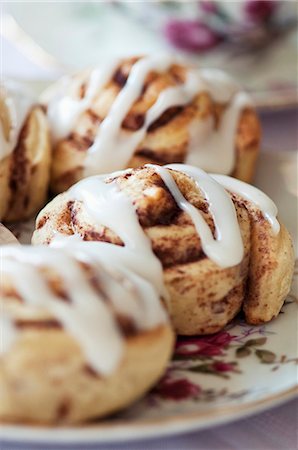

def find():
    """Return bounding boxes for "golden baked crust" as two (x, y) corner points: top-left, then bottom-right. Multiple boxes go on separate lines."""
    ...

(0, 106), (51, 222)
(0, 324), (173, 424)
(0, 252), (174, 424)
(48, 57), (261, 194)
(32, 166), (294, 335)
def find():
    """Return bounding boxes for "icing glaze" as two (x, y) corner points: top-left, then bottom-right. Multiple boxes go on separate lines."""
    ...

(84, 61), (206, 175)
(210, 174), (280, 234)
(47, 62), (118, 141)
(0, 81), (34, 160)
(148, 164), (244, 268)
(186, 91), (251, 174)
(0, 312), (17, 355)
(1, 164), (280, 373)
(46, 56), (251, 176)
(69, 176), (167, 299)
(0, 242), (167, 374)
(69, 163), (279, 273)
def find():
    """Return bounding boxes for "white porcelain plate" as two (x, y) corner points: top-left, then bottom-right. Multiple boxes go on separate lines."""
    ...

(0, 151), (297, 447)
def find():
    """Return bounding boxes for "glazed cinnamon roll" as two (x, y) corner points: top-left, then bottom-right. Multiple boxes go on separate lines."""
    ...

(45, 56), (260, 194)
(0, 81), (51, 222)
(0, 242), (173, 424)
(32, 164), (294, 335)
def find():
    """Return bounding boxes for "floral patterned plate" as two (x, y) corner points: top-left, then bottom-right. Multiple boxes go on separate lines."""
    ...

(0, 150), (297, 446)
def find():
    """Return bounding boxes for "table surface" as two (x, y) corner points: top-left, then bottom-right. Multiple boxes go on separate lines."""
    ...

(1, 33), (298, 450)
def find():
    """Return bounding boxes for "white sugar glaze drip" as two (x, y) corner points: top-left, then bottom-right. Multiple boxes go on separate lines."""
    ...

(0, 81), (35, 160)
(47, 56), (251, 176)
(210, 174), (280, 235)
(0, 312), (16, 355)
(52, 238), (167, 329)
(186, 68), (252, 174)
(83, 56), (205, 175)
(186, 91), (251, 174)
(1, 245), (123, 374)
(69, 176), (167, 299)
(147, 164), (244, 268)
(0, 243), (167, 373)
(47, 61), (118, 141)
(68, 163), (279, 274)
(82, 61), (251, 175)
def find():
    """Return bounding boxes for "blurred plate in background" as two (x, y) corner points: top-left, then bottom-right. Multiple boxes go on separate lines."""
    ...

(3, 1), (298, 110)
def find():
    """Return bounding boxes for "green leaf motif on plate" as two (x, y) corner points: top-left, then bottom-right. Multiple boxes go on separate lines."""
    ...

(255, 349), (276, 364)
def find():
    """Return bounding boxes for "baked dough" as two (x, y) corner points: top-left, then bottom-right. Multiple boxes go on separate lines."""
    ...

(0, 83), (51, 222)
(45, 56), (260, 194)
(0, 244), (173, 424)
(32, 165), (294, 335)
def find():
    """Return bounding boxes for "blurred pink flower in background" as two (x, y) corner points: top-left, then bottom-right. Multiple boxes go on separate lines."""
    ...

(244, 0), (278, 23)
(164, 19), (221, 53)
(199, 1), (218, 14)
(162, 0), (293, 55)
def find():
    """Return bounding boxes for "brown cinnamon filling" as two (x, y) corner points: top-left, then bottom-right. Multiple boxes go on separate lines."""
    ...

(122, 113), (145, 131)
(8, 121), (30, 208)
(65, 132), (93, 152)
(135, 148), (184, 165)
(86, 108), (102, 125)
(112, 67), (129, 88)
(56, 399), (71, 421)
(15, 319), (61, 329)
(121, 106), (184, 133)
(14, 314), (137, 337)
(36, 214), (49, 230)
(148, 106), (184, 132)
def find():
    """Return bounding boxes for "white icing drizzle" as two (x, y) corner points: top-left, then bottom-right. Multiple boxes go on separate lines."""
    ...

(47, 56), (251, 177)
(68, 163), (279, 275)
(84, 61), (206, 175)
(52, 238), (167, 330)
(1, 164), (279, 368)
(0, 243), (167, 373)
(47, 61), (118, 141)
(0, 81), (35, 160)
(210, 174), (280, 235)
(0, 312), (17, 356)
(185, 68), (252, 174)
(69, 176), (167, 299)
(147, 164), (244, 268)
(199, 69), (241, 103)
(186, 91), (251, 174)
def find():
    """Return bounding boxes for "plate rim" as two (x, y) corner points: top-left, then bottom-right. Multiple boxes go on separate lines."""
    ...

(1, 384), (297, 445)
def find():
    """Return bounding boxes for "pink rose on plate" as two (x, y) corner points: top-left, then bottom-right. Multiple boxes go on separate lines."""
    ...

(212, 361), (236, 372)
(175, 331), (236, 357)
(153, 376), (201, 401)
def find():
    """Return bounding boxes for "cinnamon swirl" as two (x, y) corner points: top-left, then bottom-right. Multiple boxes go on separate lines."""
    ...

(0, 81), (51, 222)
(0, 242), (173, 424)
(32, 164), (294, 335)
(45, 56), (260, 194)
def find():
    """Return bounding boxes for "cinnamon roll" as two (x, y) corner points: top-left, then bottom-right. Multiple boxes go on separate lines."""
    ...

(0, 81), (51, 222)
(0, 242), (173, 424)
(45, 56), (260, 194)
(32, 164), (294, 335)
